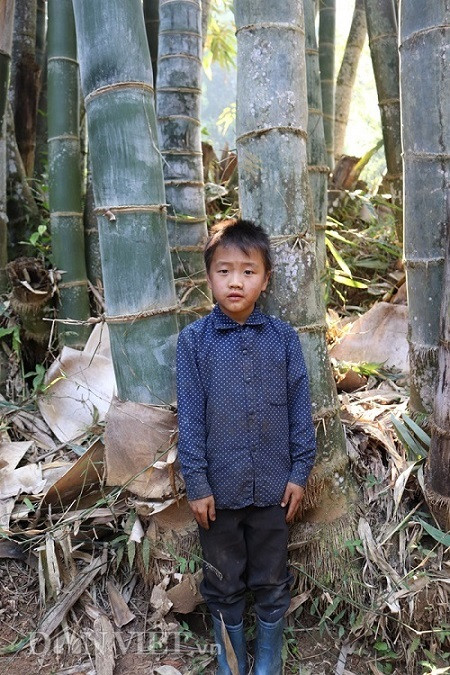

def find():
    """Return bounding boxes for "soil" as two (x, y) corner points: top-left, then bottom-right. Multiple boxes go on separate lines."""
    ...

(0, 559), (382, 675)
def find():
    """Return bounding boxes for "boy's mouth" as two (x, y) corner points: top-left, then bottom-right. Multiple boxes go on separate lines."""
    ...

(228, 293), (243, 298)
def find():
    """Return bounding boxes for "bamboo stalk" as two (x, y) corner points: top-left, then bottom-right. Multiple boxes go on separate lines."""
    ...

(9, 0), (40, 177)
(0, 0), (15, 294)
(427, 223), (450, 529)
(156, 0), (210, 323)
(399, 1), (449, 414)
(365, 0), (402, 210)
(47, 0), (91, 348)
(319, 0), (336, 169)
(304, 0), (328, 273)
(334, 0), (367, 159)
(73, 0), (178, 404)
(235, 0), (349, 506)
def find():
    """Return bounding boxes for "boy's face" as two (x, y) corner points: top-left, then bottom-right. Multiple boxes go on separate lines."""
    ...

(206, 244), (270, 324)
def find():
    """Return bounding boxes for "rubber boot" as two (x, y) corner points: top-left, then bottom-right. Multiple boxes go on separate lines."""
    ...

(211, 614), (247, 675)
(253, 615), (284, 675)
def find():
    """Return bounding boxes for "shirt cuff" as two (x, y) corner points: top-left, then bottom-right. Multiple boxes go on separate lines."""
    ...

(289, 461), (313, 488)
(184, 473), (213, 502)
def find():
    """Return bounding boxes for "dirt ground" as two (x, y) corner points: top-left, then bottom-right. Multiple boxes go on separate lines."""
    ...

(0, 559), (379, 675)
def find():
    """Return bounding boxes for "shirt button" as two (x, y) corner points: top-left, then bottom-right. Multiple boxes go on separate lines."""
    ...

(245, 377), (251, 383)
(242, 349), (248, 354)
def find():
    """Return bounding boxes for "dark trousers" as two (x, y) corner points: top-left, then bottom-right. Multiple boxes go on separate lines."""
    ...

(198, 505), (292, 626)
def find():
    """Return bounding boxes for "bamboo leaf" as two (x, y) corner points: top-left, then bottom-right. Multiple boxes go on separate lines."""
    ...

(416, 518), (450, 547)
(390, 415), (428, 459)
(326, 237), (352, 277)
(401, 414), (431, 448)
(332, 274), (368, 288)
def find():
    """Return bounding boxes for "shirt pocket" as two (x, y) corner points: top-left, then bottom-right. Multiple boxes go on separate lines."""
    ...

(265, 361), (288, 406)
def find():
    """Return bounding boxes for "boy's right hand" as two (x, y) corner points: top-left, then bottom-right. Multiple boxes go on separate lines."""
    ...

(188, 496), (216, 530)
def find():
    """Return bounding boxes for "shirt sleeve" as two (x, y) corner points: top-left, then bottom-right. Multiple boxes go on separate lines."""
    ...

(286, 327), (316, 487)
(176, 328), (213, 501)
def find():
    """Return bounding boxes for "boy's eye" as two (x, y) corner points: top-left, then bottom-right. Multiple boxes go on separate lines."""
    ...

(218, 269), (228, 274)
(244, 270), (255, 275)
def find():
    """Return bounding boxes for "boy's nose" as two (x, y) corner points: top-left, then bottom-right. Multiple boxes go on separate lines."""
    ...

(229, 275), (243, 288)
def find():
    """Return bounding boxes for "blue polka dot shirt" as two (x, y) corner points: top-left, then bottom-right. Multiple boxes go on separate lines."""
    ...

(176, 304), (316, 509)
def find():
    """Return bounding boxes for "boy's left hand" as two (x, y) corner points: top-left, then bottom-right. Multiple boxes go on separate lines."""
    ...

(281, 482), (305, 522)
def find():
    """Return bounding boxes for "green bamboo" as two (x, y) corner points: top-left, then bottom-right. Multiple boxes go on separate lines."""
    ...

(143, 0), (159, 88)
(72, 0), (178, 404)
(318, 0), (336, 169)
(365, 0), (402, 209)
(0, 0), (15, 294)
(400, 2), (449, 415)
(304, 0), (328, 274)
(48, 0), (90, 348)
(235, 0), (351, 543)
(334, 0), (367, 159)
(156, 0), (210, 324)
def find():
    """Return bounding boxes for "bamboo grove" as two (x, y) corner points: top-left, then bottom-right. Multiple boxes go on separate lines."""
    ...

(0, 0), (449, 669)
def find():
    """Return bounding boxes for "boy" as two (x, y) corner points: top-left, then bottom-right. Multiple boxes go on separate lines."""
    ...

(176, 219), (316, 674)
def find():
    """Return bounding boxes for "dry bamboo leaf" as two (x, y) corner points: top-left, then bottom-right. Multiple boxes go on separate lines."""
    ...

(0, 440), (33, 471)
(133, 497), (178, 517)
(93, 615), (115, 675)
(129, 516), (144, 543)
(149, 582), (173, 621)
(393, 462), (419, 513)
(106, 580), (136, 627)
(8, 410), (56, 450)
(220, 615), (240, 675)
(0, 498), (15, 530)
(154, 667), (182, 675)
(285, 589), (311, 616)
(358, 518), (402, 606)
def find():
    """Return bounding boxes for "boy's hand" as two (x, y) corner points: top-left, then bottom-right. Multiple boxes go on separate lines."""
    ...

(281, 482), (305, 522)
(188, 496), (216, 530)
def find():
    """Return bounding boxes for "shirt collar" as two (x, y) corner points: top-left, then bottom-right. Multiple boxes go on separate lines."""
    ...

(212, 304), (267, 330)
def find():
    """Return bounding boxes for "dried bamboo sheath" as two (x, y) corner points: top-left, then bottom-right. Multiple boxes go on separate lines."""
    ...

(73, 0), (178, 404)
(400, 2), (450, 413)
(235, 1), (347, 476)
(47, 0), (90, 347)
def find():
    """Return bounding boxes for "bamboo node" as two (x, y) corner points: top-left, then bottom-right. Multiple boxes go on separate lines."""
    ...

(94, 205), (169, 221)
(403, 256), (445, 267)
(59, 280), (89, 289)
(237, 126), (307, 143)
(105, 305), (180, 324)
(404, 151), (450, 161)
(158, 54), (202, 65)
(378, 98), (400, 107)
(429, 416), (450, 439)
(368, 32), (397, 47)
(166, 215), (206, 224)
(308, 164), (330, 174)
(85, 81), (154, 105)
(171, 245), (205, 252)
(312, 406), (340, 423)
(236, 22), (305, 35)
(164, 180), (204, 188)
(295, 323), (327, 334)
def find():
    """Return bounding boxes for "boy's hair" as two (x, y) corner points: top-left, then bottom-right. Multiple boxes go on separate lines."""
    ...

(204, 219), (272, 273)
